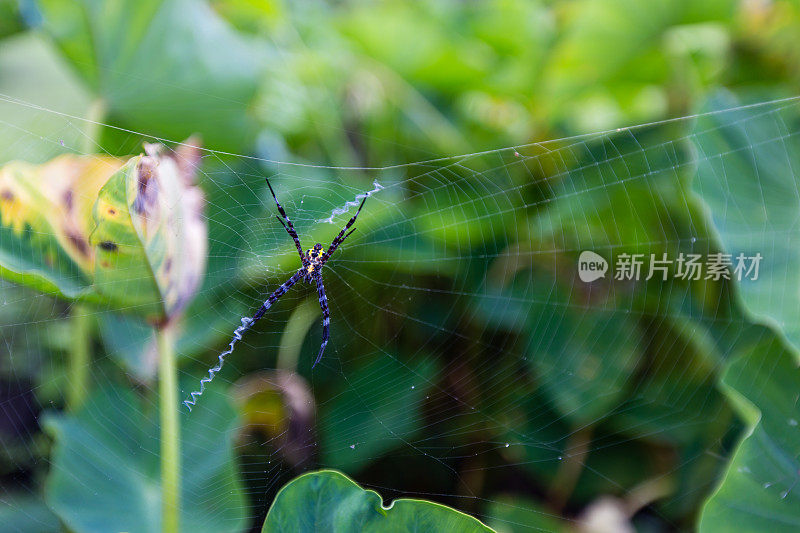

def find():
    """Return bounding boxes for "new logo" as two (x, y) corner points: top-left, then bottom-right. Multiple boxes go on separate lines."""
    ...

(578, 251), (608, 282)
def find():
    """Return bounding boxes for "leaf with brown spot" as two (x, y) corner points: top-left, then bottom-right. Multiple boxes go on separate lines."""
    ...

(0, 155), (123, 300)
(0, 143), (207, 323)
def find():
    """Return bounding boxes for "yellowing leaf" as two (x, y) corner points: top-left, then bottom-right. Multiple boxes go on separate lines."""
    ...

(0, 143), (207, 322)
(0, 155), (123, 299)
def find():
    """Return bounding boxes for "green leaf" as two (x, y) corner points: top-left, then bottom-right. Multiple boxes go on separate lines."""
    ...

(0, 492), (60, 533)
(0, 33), (93, 165)
(42, 383), (247, 533)
(262, 470), (493, 532)
(698, 332), (800, 532)
(37, 0), (265, 152)
(691, 92), (800, 532)
(691, 91), (800, 352)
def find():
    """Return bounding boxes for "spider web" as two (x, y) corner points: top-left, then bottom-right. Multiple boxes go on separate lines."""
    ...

(1, 88), (799, 532)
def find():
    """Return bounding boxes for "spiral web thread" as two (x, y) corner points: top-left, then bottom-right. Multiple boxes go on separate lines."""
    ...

(183, 317), (253, 411)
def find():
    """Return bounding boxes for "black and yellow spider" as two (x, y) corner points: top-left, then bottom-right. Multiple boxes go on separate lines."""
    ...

(185, 178), (366, 410)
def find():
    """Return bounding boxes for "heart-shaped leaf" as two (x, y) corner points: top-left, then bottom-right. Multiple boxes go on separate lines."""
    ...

(43, 384), (247, 533)
(262, 470), (492, 532)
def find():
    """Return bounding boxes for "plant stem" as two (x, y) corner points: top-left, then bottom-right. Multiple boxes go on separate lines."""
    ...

(81, 98), (106, 153)
(548, 425), (593, 512)
(277, 297), (320, 371)
(66, 305), (91, 411)
(158, 326), (180, 533)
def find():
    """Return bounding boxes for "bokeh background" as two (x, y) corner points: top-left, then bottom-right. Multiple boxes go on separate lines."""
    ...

(2, 0), (800, 531)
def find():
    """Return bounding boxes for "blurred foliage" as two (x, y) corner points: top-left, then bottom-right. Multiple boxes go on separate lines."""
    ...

(0, 0), (800, 532)
(36, 0), (264, 152)
(0, 0), (24, 39)
(43, 384), (246, 532)
(692, 92), (800, 350)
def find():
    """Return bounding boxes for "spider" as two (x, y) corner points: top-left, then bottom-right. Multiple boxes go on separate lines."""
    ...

(184, 178), (367, 410)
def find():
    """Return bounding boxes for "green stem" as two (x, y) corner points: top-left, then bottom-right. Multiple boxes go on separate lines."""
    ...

(65, 100), (104, 411)
(80, 98), (106, 153)
(158, 326), (180, 533)
(277, 297), (320, 371)
(66, 305), (91, 411)
(548, 425), (593, 512)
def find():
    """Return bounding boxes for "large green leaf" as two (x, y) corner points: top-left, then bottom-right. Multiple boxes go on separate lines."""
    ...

(691, 94), (800, 530)
(0, 33), (93, 165)
(43, 384), (246, 533)
(698, 332), (800, 531)
(262, 470), (493, 532)
(691, 92), (800, 352)
(0, 492), (60, 533)
(37, 0), (265, 152)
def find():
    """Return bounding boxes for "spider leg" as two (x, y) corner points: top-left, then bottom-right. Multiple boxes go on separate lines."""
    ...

(266, 178), (306, 264)
(313, 276), (330, 368)
(321, 195), (367, 264)
(184, 269), (304, 410)
(252, 269), (304, 321)
(341, 227), (357, 242)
